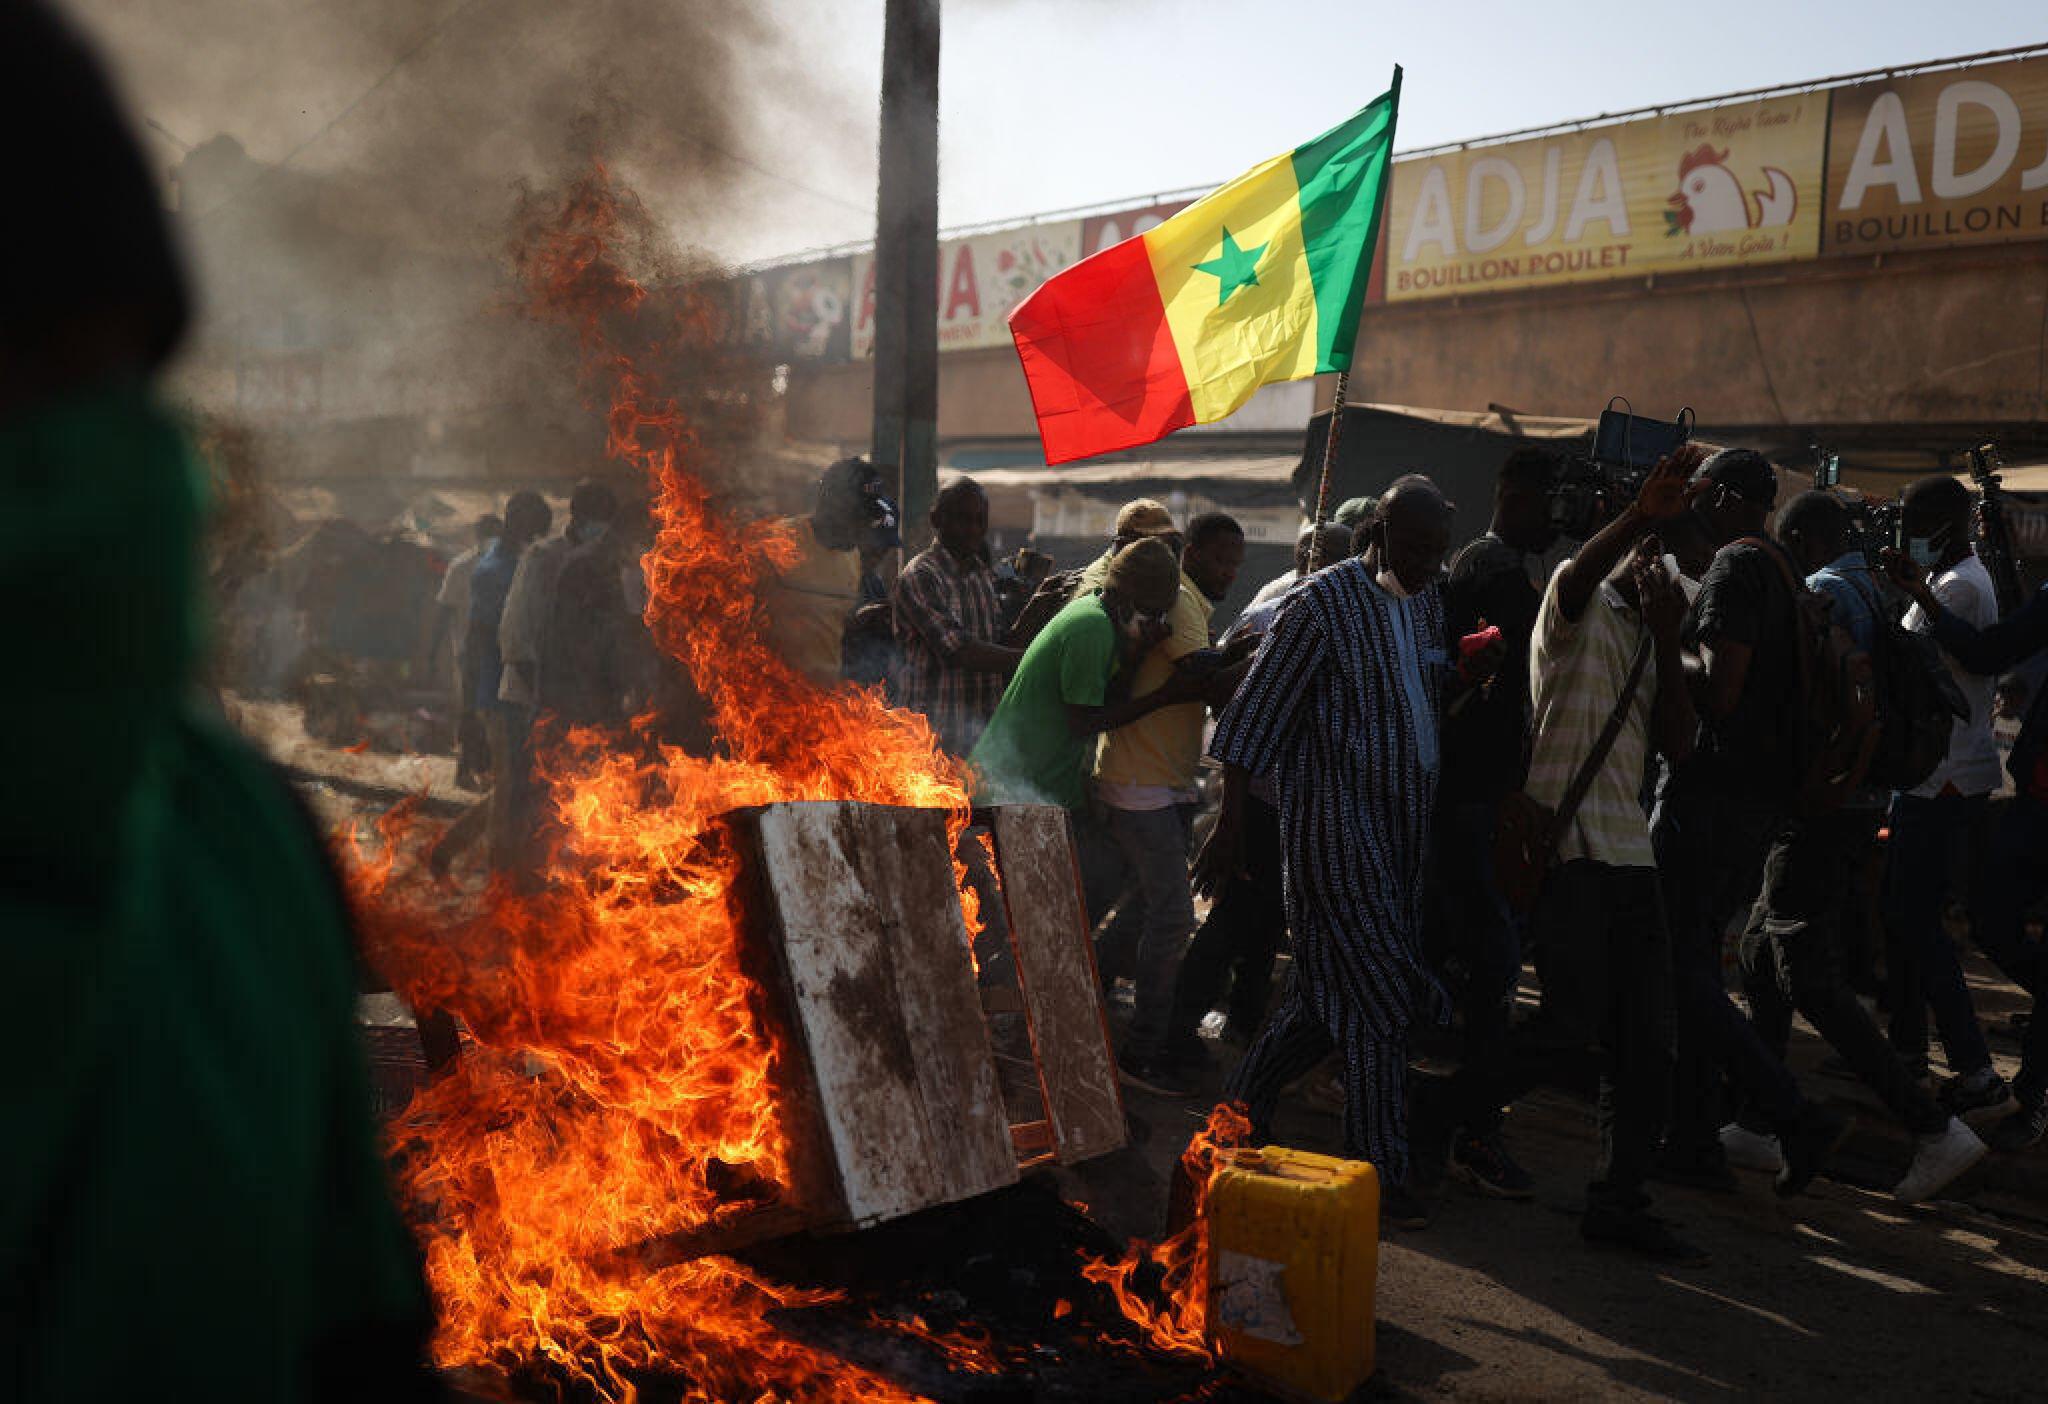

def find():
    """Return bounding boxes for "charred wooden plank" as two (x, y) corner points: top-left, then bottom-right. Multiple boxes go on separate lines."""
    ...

(989, 805), (1127, 1165)
(738, 802), (1017, 1227)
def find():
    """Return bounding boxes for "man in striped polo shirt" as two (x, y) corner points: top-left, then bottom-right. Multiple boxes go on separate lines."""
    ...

(1428, 457), (1711, 1264)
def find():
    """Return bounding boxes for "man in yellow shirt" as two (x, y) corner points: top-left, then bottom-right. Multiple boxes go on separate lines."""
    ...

(763, 456), (895, 688)
(1094, 509), (1246, 1095)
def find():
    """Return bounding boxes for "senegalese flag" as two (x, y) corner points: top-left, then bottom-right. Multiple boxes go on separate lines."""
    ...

(1008, 69), (1401, 465)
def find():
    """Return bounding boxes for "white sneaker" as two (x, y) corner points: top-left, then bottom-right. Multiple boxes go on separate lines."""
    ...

(1893, 1116), (1988, 1203)
(1719, 1122), (1785, 1174)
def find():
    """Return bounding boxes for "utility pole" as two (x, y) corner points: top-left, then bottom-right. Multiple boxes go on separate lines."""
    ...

(870, 0), (940, 550)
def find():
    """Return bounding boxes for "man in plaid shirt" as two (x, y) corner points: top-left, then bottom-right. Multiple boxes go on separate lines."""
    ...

(893, 478), (1020, 756)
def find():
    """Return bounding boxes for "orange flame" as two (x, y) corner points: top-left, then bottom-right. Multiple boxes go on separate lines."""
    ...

(342, 163), (986, 1402)
(1078, 1102), (1252, 1360)
(864, 1312), (1005, 1376)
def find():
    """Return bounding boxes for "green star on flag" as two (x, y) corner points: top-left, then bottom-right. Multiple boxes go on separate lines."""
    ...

(1006, 67), (1402, 464)
(1193, 227), (1267, 306)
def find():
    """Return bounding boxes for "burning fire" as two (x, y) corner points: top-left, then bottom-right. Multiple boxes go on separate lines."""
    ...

(1080, 1102), (1253, 1360)
(343, 164), (985, 1401)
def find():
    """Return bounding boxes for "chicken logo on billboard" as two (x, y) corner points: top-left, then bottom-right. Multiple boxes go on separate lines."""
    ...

(1666, 144), (1798, 235)
(1385, 93), (1825, 300)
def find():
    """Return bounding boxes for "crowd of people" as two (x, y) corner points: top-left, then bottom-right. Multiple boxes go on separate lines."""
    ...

(758, 444), (2047, 1265)
(19, 1), (2046, 1394)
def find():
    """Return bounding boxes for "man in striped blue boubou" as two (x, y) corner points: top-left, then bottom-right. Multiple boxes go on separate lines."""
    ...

(1196, 477), (1500, 1228)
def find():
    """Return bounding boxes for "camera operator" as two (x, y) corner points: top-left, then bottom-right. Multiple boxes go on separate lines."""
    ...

(1733, 493), (1983, 1202)
(1884, 477), (2011, 1122)
(1423, 454), (1711, 1263)
(1428, 447), (1557, 1200)
(1885, 554), (2048, 1151)
(1650, 448), (1851, 1195)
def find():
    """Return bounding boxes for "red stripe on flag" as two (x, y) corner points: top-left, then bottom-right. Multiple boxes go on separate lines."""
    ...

(1006, 237), (1193, 465)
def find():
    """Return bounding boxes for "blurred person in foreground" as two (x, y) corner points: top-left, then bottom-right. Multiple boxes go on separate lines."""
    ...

(1196, 477), (1501, 1228)
(0, 4), (437, 1400)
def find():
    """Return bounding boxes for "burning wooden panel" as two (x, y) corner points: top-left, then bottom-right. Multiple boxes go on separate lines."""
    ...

(988, 805), (1127, 1165)
(732, 802), (1019, 1228)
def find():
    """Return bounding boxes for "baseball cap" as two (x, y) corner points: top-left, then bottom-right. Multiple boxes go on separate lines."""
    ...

(1105, 536), (1182, 611)
(1695, 448), (1778, 508)
(1114, 498), (1178, 540)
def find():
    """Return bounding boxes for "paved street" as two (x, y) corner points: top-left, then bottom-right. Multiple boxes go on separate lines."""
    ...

(1086, 954), (2048, 1401)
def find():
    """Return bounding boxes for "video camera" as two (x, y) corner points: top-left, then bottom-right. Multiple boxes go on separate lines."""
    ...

(1967, 442), (2027, 616)
(1548, 400), (1695, 541)
(1814, 448), (1900, 567)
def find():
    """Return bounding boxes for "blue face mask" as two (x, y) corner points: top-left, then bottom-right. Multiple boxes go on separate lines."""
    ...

(1906, 521), (1953, 570)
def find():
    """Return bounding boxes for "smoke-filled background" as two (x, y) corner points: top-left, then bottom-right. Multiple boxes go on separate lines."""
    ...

(65, 0), (883, 509)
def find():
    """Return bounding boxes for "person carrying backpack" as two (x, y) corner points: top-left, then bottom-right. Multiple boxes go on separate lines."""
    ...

(1730, 493), (1985, 1202)
(1649, 450), (1851, 1196)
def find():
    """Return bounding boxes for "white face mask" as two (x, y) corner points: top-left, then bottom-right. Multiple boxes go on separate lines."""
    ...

(1122, 610), (1166, 642)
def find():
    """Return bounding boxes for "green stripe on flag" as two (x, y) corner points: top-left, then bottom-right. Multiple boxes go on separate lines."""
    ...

(1289, 67), (1401, 374)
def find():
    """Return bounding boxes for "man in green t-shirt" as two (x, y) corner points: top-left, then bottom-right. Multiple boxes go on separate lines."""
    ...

(969, 538), (1202, 813)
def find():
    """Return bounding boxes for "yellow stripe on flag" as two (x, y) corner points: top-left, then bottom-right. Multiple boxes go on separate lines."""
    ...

(1143, 153), (1320, 425)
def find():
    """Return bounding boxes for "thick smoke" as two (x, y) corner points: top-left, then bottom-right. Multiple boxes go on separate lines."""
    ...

(72, 0), (875, 254)
(64, 0), (877, 501)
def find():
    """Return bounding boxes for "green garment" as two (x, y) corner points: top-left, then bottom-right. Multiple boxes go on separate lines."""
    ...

(0, 384), (434, 1402)
(969, 593), (1118, 810)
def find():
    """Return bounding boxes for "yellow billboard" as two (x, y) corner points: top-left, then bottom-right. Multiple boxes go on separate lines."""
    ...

(1385, 92), (1827, 301)
(1825, 54), (2048, 254)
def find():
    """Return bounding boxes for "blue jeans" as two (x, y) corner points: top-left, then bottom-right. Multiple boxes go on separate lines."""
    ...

(1886, 792), (1993, 1077)
(1097, 803), (1197, 1062)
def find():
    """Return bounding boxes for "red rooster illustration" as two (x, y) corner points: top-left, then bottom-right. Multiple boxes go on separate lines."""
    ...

(1667, 144), (1796, 235)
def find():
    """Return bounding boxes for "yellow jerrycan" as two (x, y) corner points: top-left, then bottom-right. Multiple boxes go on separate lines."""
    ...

(1205, 1145), (1379, 1401)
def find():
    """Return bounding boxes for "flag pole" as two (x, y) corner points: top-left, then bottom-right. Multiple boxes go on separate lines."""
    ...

(1306, 369), (1350, 569)
(1305, 62), (1396, 574)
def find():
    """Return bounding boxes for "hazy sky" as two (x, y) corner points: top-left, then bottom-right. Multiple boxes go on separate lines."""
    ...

(76, 0), (2048, 266)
